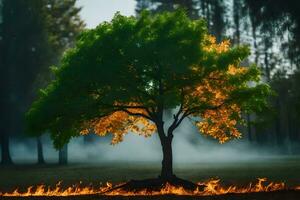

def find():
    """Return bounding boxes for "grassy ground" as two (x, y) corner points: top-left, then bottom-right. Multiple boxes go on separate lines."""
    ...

(0, 156), (300, 193)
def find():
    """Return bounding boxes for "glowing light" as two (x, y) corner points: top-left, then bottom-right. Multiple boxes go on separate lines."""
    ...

(1, 178), (298, 197)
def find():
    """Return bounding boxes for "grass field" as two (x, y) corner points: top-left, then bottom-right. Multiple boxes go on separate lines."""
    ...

(1, 156), (300, 193)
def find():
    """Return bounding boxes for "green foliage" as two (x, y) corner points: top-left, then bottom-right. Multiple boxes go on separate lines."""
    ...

(26, 10), (270, 148)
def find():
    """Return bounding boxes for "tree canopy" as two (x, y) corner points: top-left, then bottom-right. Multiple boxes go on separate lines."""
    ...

(26, 10), (270, 149)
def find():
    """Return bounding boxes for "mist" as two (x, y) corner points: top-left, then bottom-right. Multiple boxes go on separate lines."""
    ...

(4, 117), (285, 165)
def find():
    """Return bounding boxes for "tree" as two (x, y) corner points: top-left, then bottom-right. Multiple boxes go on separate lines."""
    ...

(43, 0), (85, 165)
(135, 0), (227, 41)
(0, 0), (48, 164)
(0, 0), (84, 165)
(136, 0), (198, 19)
(248, 0), (300, 67)
(26, 10), (270, 186)
(232, 0), (243, 45)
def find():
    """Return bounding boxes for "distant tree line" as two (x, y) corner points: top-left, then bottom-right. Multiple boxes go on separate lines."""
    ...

(136, 0), (300, 153)
(0, 0), (84, 164)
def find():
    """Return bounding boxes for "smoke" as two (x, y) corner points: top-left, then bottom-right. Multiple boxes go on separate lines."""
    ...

(5, 118), (277, 164)
(68, 118), (260, 163)
(68, 134), (162, 163)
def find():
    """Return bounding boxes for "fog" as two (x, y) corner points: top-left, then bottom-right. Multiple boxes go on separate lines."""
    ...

(4, 117), (283, 165)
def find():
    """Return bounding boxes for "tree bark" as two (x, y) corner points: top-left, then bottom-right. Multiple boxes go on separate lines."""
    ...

(160, 136), (173, 179)
(157, 121), (174, 180)
(0, 133), (13, 165)
(37, 136), (45, 164)
(59, 144), (68, 165)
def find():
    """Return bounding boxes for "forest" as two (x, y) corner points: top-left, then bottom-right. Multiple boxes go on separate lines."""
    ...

(1, 0), (300, 165)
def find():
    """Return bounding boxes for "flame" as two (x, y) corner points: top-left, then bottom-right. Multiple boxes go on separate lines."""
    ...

(0, 178), (298, 197)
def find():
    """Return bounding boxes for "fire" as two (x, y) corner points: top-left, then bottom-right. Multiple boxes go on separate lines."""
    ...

(0, 178), (298, 197)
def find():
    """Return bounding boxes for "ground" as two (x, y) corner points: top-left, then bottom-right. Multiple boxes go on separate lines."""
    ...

(0, 191), (300, 200)
(0, 156), (300, 199)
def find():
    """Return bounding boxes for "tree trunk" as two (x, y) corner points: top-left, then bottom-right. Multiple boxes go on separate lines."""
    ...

(37, 136), (45, 164)
(233, 0), (241, 45)
(59, 144), (68, 165)
(0, 133), (13, 165)
(160, 136), (173, 179)
(157, 121), (174, 180)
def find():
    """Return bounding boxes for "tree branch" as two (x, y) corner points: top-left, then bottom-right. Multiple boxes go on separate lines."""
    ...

(185, 98), (232, 116)
(167, 89), (186, 136)
(98, 102), (155, 121)
(121, 108), (153, 121)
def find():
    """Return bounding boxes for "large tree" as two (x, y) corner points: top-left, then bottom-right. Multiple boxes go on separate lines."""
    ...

(26, 11), (269, 183)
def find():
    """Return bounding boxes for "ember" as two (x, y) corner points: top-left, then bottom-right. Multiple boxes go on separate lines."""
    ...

(1, 178), (297, 197)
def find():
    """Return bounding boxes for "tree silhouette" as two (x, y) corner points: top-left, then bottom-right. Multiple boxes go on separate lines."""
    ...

(26, 11), (270, 184)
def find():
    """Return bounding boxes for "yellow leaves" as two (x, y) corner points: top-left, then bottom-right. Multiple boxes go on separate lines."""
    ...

(206, 35), (216, 44)
(191, 71), (229, 107)
(188, 63), (245, 143)
(79, 129), (89, 135)
(80, 106), (156, 145)
(127, 117), (156, 137)
(196, 104), (242, 143)
(227, 65), (248, 75)
(189, 37), (247, 143)
(192, 73), (243, 142)
(203, 35), (230, 53)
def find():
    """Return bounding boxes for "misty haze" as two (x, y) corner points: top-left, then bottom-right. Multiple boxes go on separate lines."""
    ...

(4, 120), (293, 164)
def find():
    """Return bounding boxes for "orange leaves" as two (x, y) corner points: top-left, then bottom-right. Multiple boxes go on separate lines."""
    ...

(227, 64), (248, 75)
(191, 69), (243, 143)
(196, 104), (242, 143)
(79, 129), (89, 135)
(80, 106), (156, 145)
(191, 74), (243, 143)
(203, 35), (230, 53)
(189, 37), (248, 143)
(94, 111), (130, 144)
(190, 70), (229, 108)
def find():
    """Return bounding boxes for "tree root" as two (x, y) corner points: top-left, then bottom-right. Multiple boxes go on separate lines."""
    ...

(102, 176), (205, 194)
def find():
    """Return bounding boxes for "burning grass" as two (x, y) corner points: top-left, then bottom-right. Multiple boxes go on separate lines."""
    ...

(1, 159), (300, 199)
(0, 177), (296, 197)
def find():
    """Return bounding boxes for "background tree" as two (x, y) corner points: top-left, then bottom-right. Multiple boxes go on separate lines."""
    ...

(0, 0), (84, 164)
(0, 0), (48, 164)
(135, 0), (227, 41)
(26, 11), (270, 184)
(44, 0), (85, 165)
(243, 0), (300, 149)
